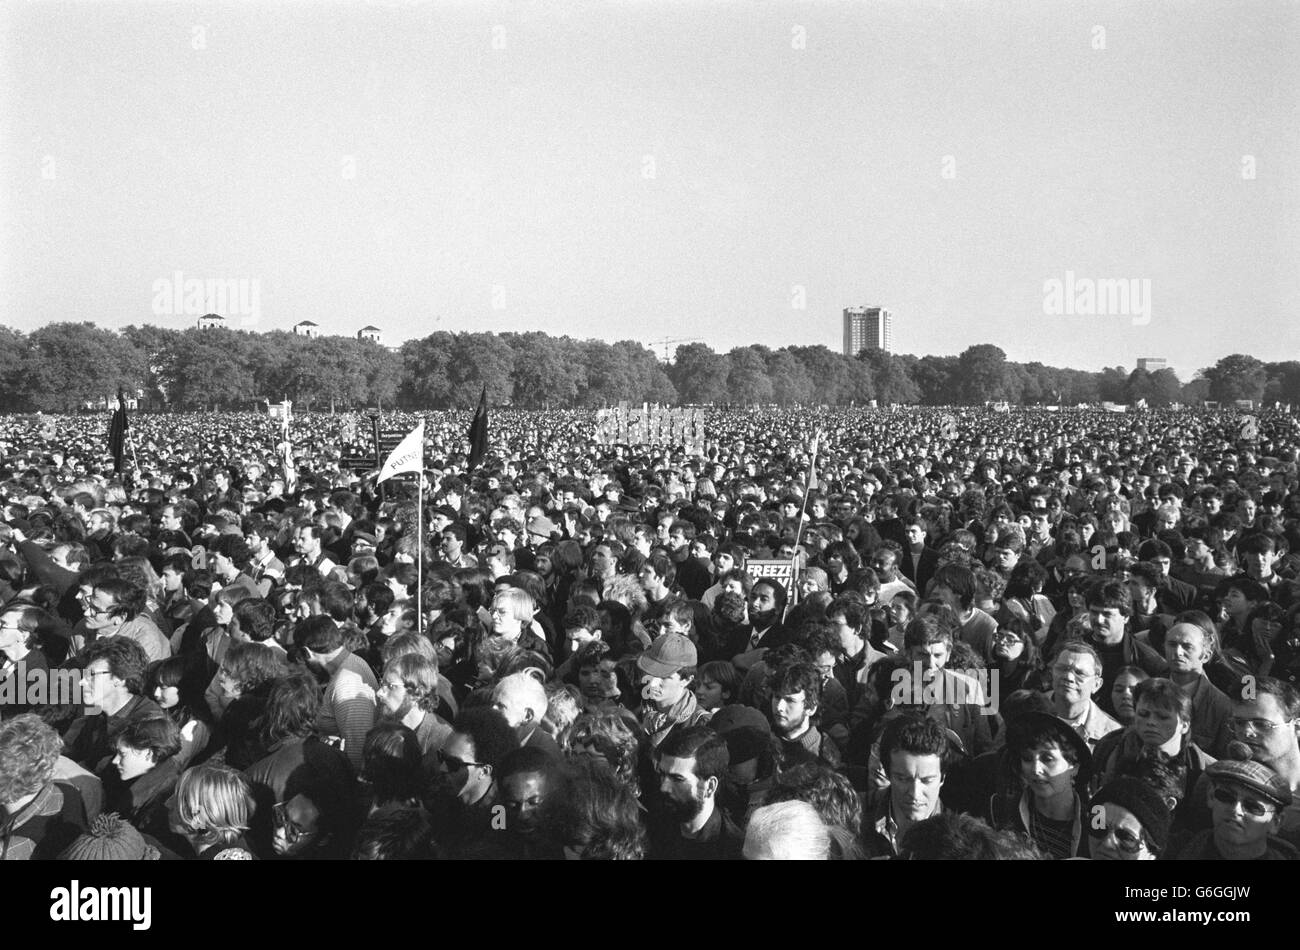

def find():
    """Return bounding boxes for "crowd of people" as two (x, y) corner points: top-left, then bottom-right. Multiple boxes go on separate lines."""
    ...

(1, 402), (1299, 861)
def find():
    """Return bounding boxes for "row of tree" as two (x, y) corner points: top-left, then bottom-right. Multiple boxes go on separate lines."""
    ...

(0, 322), (1293, 412)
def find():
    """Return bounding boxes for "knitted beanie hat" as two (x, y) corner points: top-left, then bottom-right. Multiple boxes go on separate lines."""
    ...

(59, 813), (158, 861)
(1090, 777), (1173, 854)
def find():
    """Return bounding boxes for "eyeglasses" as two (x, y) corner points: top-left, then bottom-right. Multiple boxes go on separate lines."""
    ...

(1211, 785), (1275, 818)
(1228, 717), (1295, 736)
(991, 631), (1023, 644)
(437, 749), (483, 772)
(1088, 823), (1147, 854)
(82, 669), (114, 681)
(272, 802), (313, 843)
(85, 602), (116, 617)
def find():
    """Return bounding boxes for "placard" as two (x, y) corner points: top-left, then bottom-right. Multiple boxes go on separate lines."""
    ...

(747, 559), (795, 599)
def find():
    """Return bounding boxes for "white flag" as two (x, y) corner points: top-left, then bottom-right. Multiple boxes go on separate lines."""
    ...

(808, 432), (820, 491)
(278, 440), (297, 494)
(376, 421), (424, 484)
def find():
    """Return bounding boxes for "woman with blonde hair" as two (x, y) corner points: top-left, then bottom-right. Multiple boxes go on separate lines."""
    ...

(488, 587), (551, 661)
(168, 763), (256, 859)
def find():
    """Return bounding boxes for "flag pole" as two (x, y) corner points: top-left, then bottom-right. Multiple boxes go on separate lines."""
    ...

(126, 428), (141, 482)
(417, 466), (424, 636)
(376, 420), (425, 631)
(785, 430), (821, 622)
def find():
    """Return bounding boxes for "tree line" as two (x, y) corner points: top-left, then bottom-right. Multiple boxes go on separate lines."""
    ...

(0, 322), (1294, 412)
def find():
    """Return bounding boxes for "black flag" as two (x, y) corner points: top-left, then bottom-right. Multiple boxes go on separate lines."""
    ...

(108, 388), (128, 474)
(467, 385), (488, 471)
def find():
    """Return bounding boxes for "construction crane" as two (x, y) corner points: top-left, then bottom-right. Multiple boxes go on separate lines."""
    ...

(654, 337), (703, 363)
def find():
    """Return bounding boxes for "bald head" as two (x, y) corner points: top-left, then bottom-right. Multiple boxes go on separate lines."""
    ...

(491, 673), (547, 730)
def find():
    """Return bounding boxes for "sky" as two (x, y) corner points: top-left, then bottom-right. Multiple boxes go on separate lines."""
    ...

(2, 0), (1297, 381)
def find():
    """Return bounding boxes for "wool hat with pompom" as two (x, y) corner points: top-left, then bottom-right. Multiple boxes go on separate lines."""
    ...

(58, 813), (160, 861)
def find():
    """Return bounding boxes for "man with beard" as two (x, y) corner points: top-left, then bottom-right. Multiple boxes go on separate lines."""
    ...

(244, 524), (286, 597)
(83, 508), (117, 562)
(377, 654), (452, 756)
(667, 519), (712, 601)
(424, 707), (518, 857)
(290, 521), (337, 578)
(439, 525), (479, 570)
(647, 725), (743, 860)
(726, 579), (790, 663)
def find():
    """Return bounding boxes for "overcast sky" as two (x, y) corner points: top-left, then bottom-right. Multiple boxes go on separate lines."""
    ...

(3, 0), (1296, 379)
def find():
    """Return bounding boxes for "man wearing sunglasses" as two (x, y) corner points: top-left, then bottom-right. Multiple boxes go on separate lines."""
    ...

(1168, 759), (1296, 860)
(1207, 677), (1300, 842)
(424, 707), (518, 858)
(1087, 777), (1171, 861)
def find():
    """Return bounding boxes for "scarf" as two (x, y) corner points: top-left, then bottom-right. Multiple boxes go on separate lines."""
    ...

(642, 690), (700, 745)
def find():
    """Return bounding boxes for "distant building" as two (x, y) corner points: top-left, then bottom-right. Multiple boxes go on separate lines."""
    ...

(843, 307), (893, 356)
(1137, 358), (1167, 372)
(357, 325), (381, 343)
(293, 320), (319, 338)
(197, 313), (225, 330)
